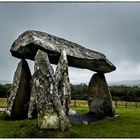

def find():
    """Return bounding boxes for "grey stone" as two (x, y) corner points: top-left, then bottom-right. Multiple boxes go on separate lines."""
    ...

(6, 59), (31, 119)
(28, 50), (71, 130)
(54, 50), (71, 116)
(27, 75), (37, 119)
(82, 121), (88, 125)
(114, 114), (120, 118)
(68, 109), (77, 115)
(88, 72), (115, 117)
(10, 30), (116, 73)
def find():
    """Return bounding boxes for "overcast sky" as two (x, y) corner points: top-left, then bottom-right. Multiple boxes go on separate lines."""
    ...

(1, 2), (140, 84)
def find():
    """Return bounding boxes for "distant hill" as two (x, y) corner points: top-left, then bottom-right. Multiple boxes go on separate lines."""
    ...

(109, 80), (140, 87)
(0, 80), (11, 85)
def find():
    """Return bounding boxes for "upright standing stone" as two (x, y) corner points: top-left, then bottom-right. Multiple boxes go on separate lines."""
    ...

(88, 72), (115, 117)
(54, 50), (71, 116)
(6, 59), (31, 119)
(27, 75), (37, 119)
(28, 50), (71, 130)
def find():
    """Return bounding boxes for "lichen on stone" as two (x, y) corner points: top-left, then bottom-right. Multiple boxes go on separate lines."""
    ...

(28, 49), (71, 130)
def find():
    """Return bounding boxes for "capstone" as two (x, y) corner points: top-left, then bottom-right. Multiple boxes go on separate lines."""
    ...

(10, 30), (116, 73)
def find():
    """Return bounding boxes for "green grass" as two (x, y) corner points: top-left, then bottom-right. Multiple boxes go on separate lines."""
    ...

(0, 107), (140, 138)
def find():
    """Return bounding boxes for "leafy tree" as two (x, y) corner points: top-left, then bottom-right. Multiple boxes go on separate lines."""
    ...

(0, 84), (11, 98)
(71, 83), (88, 100)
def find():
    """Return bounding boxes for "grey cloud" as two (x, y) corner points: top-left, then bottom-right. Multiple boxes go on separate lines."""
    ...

(1, 2), (140, 83)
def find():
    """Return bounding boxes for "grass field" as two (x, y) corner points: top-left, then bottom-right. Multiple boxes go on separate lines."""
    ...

(0, 98), (7, 108)
(0, 103), (140, 138)
(1, 98), (140, 108)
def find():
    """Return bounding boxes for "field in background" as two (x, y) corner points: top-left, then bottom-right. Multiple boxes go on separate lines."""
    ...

(1, 98), (140, 108)
(0, 98), (7, 108)
(70, 100), (140, 108)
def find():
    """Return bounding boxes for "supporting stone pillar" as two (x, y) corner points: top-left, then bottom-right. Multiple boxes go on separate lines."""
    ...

(88, 72), (115, 117)
(6, 59), (31, 119)
(28, 50), (71, 131)
(54, 50), (71, 116)
(27, 75), (37, 119)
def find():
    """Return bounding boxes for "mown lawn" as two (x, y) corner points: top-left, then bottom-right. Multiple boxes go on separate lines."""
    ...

(0, 106), (140, 138)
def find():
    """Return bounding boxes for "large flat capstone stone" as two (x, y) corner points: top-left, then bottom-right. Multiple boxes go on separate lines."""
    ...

(11, 30), (116, 73)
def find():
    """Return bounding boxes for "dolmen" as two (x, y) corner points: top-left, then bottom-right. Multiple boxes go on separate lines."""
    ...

(6, 30), (116, 130)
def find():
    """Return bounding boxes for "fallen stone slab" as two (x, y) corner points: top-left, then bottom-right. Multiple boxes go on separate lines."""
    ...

(11, 30), (116, 73)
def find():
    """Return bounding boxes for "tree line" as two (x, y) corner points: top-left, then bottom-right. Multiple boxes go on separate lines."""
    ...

(109, 86), (140, 102)
(71, 84), (140, 102)
(0, 84), (11, 98)
(1, 83), (140, 102)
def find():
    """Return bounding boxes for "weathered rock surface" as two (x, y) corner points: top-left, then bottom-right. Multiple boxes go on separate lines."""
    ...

(10, 30), (116, 73)
(28, 50), (71, 130)
(27, 75), (37, 119)
(88, 72), (115, 117)
(6, 59), (31, 119)
(54, 50), (71, 116)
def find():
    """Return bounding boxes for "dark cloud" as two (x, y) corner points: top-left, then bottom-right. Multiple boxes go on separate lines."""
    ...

(0, 2), (140, 83)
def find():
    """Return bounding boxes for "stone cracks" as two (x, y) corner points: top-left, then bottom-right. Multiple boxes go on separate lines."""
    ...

(6, 30), (116, 130)
(28, 50), (71, 130)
